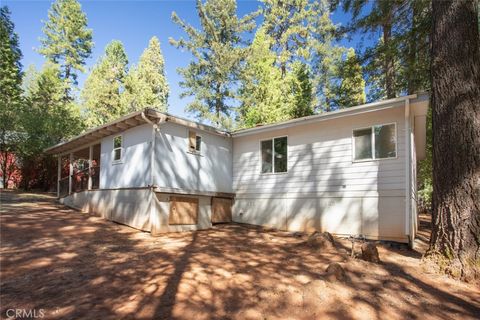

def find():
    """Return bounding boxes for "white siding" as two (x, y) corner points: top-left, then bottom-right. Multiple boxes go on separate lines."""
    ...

(232, 105), (408, 241)
(154, 122), (233, 193)
(100, 124), (152, 189)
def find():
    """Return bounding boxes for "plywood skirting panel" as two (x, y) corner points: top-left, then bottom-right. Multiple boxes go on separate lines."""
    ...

(212, 197), (232, 223)
(169, 196), (199, 225)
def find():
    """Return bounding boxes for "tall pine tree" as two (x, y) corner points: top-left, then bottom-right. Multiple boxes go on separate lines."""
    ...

(238, 27), (292, 127)
(82, 40), (128, 127)
(289, 61), (313, 118)
(122, 36), (169, 112)
(170, 0), (257, 128)
(261, 0), (313, 77)
(333, 48), (366, 108)
(39, 0), (93, 93)
(0, 6), (23, 188)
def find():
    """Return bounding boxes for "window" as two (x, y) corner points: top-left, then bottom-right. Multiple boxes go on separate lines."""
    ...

(261, 136), (288, 173)
(195, 135), (202, 152)
(113, 135), (122, 162)
(188, 130), (201, 153)
(353, 123), (396, 161)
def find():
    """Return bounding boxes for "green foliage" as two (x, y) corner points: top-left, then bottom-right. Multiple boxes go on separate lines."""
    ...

(0, 6), (23, 187)
(417, 107), (433, 210)
(39, 0), (93, 88)
(21, 62), (83, 156)
(82, 40), (129, 127)
(261, 0), (313, 76)
(238, 28), (292, 127)
(170, 0), (257, 129)
(122, 36), (169, 112)
(0, 6), (23, 149)
(289, 61), (313, 118)
(339, 0), (431, 100)
(332, 48), (366, 108)
(307, 0), (347, 112)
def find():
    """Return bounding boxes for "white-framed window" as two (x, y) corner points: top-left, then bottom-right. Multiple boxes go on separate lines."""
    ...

(113, 135), (123, 162)
(188, 130), (202, 154)
(261, 136), (288, 174)
(353, 123), (397, 161)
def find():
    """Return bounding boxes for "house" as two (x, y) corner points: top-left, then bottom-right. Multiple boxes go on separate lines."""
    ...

(45, 93), (429, 245)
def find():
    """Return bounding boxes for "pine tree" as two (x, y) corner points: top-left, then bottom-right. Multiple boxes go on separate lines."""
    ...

(170, 0), (257, 128)
(238, 28), (291, 127)
(289, 61), (313, 118)
(82, 40), (128, 127)
(122, 36), (169, 112)
(333, 48), (366, 108)
(39, 0), (93, 90)
(20, 61), (83, 190)
(261, 0), (313, 77)
(0, 6), (23, 188)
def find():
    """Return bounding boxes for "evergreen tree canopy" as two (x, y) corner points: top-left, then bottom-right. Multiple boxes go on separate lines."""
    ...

(333, 48), (366, 108)
(289, 61), (313, 118)
(261, 0), (313, 77)
(21, 61), (83, 155)
(238, 28), (291, 127)
(170, 0), (257, 129)
(0, 6), (23, 188)
(82, 40), (128, 127)
(39, 0), (93, 86)
(122, 36), (169, 112)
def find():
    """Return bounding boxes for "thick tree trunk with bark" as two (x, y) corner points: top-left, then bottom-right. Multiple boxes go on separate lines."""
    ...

(428, 0), (480, 281)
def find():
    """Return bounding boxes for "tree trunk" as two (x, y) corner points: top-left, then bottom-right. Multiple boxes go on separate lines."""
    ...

(428, 0), (480, 281)
(383, 8), (395, 99)
(407, 2), (419, 94)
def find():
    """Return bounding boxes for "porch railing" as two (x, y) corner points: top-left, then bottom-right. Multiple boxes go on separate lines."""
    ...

(59, 166), (100, 197)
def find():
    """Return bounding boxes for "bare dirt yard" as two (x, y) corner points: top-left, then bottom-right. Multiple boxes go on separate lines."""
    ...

(1, 191), (479, 320)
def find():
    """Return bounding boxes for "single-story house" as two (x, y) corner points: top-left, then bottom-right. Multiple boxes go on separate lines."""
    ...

(45, 93), (429, 245)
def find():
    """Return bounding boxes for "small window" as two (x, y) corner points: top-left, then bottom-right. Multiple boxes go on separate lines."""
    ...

(195, 135), (202, 152)
(113, 135), (122, 162)
(261, 136), (288, 173)
(353, 123), (396, 161)
(188, 130), (201, 153)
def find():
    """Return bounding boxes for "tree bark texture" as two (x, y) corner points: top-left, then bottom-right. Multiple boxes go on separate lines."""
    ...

(429, 0), (480, 281)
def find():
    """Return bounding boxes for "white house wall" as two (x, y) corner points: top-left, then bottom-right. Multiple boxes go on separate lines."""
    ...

(100, 124), (152, 189)
(60, 189), (153, 231)
(232, 104), (408, 242)
(154, 122), (233, 192)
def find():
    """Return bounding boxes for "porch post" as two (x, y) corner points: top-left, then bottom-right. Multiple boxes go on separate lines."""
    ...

(68, 153), (73, 194)
(88, 145), (93, 190)
(57, 155), (61, 198)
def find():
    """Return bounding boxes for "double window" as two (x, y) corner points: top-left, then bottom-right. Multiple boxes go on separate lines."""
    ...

(353, 123), (396, 161)
(261, 136), (288, 173)
(113, 135), (123, 162)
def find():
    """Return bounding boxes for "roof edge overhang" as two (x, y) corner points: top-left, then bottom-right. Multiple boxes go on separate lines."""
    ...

(44, 108), (230, 155)
(231, 93), (429, 137)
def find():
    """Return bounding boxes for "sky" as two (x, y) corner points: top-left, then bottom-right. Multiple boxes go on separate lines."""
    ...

(4, 0), (373, 121)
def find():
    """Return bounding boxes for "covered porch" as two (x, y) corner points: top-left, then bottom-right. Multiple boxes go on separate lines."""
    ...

(57, 143), (101, 198)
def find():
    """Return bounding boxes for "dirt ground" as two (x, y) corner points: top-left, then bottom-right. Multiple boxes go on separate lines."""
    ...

(1, 191), (479, 320)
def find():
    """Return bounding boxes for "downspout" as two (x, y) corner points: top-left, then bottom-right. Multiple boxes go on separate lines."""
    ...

(141, 111), (165, 188)
(141, 111), (166, 235)
(404, 99), (412, 247)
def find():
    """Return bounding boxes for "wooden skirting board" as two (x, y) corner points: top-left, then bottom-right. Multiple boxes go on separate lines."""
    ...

(153, 186), (235, 199)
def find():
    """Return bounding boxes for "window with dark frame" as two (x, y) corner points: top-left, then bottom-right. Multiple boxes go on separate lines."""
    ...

(261, 136), (288, 173)
(353, 123), (396, 161)
(113, 135), (122, 162)
(188, 130), (201, 153)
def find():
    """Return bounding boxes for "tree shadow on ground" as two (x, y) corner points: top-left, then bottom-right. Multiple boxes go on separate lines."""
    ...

(1, 192), (479, 319)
